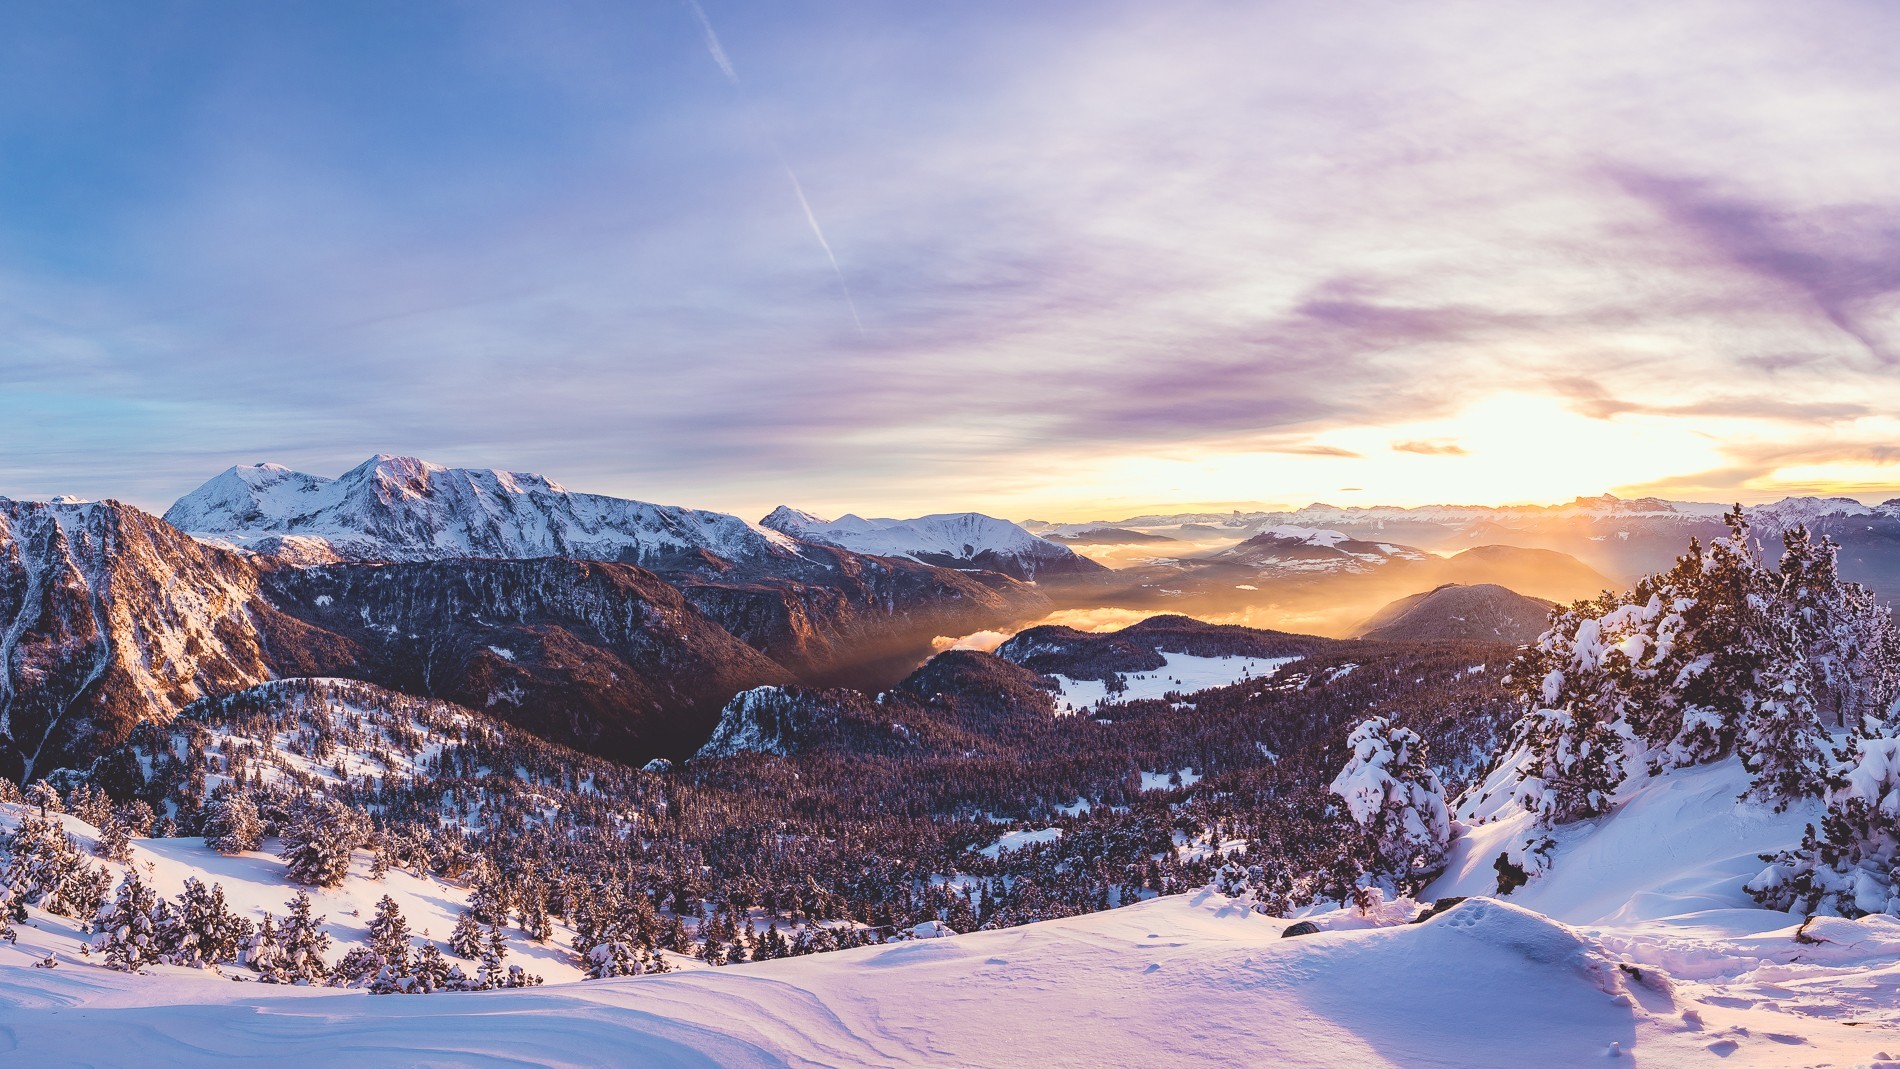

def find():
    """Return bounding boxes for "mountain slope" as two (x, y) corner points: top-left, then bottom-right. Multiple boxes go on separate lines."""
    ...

(259, 558), (794, 761)
(1353, 583), (1555, 643)
(0, 499), (292, 780)
(760, 507), (1103, 580)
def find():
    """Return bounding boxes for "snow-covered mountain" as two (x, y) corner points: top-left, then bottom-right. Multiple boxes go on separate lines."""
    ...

(1200, 525), (1431, 574)
(167, 455), (802, 568)
(759, 507), (1103, 580)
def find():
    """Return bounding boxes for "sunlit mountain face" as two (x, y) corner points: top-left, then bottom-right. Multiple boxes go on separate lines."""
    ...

(2, 2), (1899, 519)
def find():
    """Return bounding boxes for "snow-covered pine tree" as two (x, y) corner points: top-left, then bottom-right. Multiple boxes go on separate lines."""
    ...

(158, 878), (252, 968)
(1503, 594), (1638, 824)
(1738, 629), (1828, 810)
(202, 787), (263, 855)
(583, 940), (647, 979)
(475, 925), (509, 989)
(96, 870), (161, 973)
(411, 941), (453, 992)
(246, 913), (284, 979)
(1748, 730), (1900, 917)
(449, 909), (484, 959)
(279, 806), (355, 887)
(330, 947), (386, 988)
(2, 812), (112, 920)
(1328, 716), (1453, 890)
(275, 891), (333, 984)
(367, 894), (412, 970)
(93, 814), (133, 863)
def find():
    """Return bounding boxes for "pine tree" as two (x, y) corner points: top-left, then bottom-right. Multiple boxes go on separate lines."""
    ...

(93, 814), (134, 863)
(279, 807), (355, 887)
(1328, 716), (1454, 890)
(367, 895), (412, 972)
(96, 870), (162, 973)
(449, 909), (485, 959)
(275, 891), (333, 984)
(202, 788), (264, 855)
(246, 913), (284, 979)
(3, 812), (112, 920)
(412, 941), (453, 992)
(584, 939), (637, 978)
(1749, 731), (1900, 917)
(159, 878), (252, 967)
(330, 947), (386, 988)
(1738, 629), (1828, 809)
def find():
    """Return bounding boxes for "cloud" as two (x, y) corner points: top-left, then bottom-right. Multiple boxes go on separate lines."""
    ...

(1391, 439), (1467, 456)
(1613, 170), (1900, 365)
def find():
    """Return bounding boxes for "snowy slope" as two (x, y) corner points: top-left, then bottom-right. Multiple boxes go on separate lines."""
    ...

(167, 455), (800, 567)
(1, 889), (1819, 1069)
(0, 803), (596, 985)
(760, 507), (1100, 580)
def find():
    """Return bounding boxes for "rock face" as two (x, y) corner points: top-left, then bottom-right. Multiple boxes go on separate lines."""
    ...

(0, 500), (284, 781)
(1352, 584), (1555, 644)
(759, 507), (1104, 581)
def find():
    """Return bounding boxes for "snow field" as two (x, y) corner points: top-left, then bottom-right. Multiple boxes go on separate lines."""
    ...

(1047, 652), (1302, 715)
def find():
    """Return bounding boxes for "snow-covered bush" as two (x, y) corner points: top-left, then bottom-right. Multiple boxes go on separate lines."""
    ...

(1329, 716), (1452, 891)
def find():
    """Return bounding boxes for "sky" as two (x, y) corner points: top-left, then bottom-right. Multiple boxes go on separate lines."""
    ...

(3, 1), (1900, 522)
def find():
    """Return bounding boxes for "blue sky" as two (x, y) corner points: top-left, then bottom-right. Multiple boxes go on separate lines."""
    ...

(4, 1), (1900, 520)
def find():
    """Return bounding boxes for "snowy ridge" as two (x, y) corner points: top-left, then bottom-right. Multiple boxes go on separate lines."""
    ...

(760, 507), (1099, 580)
(166, 455), (798, 567)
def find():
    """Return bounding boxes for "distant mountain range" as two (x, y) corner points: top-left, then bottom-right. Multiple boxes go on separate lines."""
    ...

(1028, 494), (1900, 600)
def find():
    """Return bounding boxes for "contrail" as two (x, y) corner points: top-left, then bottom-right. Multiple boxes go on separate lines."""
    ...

(685, 0), (738, 84)
(685, 0), (863, 331)
(778, 161), (863, 330)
